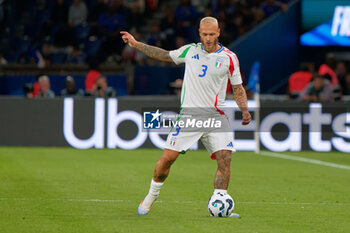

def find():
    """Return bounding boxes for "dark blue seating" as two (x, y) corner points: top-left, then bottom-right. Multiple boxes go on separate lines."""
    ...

(74, 24), (91, 44)
(84, 37), (101, 57)
(50, 52), (67, 64)
(4, 37), (32, 63)
(134, 66), (184, 95)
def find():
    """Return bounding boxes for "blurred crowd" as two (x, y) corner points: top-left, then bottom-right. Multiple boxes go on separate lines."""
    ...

(0, 0), (291, 68)
(25, 67), (116, 98)
(287, 54), (350, 102)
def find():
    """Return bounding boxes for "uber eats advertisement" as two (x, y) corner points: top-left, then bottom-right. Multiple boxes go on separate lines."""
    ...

(0, 98), (349, 152)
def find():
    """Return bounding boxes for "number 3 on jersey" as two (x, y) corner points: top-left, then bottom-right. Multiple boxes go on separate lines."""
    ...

(199, 65), (208, 78)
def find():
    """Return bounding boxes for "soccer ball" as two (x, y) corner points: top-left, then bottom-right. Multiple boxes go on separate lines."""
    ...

(208, 192), (234, 217)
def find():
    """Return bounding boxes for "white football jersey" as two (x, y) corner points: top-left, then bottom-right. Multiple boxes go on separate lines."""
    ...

(169, 43), (242, 113)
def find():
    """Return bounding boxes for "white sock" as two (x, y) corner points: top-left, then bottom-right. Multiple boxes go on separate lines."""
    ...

(214, 189), (227, 195)
(142, 179), (164, 207)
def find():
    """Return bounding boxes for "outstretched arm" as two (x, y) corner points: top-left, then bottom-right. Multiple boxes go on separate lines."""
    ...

(232, 84), (252, 125)
(120, 31), (173, 63)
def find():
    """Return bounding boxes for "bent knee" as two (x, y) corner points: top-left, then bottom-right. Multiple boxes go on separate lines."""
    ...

(159, 154), (177, 166)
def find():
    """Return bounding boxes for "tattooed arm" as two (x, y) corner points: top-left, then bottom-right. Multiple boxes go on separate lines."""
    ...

(232, 84), (252, 125)
(120, 31), (173, 62)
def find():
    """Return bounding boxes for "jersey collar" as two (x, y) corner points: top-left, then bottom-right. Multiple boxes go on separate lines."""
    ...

(200, 43), (224, 53)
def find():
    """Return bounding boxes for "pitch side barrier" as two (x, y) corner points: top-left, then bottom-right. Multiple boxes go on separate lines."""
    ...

(0, 97), (349, 152)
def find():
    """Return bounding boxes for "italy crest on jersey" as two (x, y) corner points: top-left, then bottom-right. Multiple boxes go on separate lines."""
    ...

(215, 58), (223, 68)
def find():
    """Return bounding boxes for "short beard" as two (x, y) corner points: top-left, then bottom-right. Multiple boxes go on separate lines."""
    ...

(200, 37), (219, 53)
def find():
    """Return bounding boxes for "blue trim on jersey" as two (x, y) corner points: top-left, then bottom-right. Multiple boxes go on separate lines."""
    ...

(200, 43), (224, 53)
(215, 43), (224, 53)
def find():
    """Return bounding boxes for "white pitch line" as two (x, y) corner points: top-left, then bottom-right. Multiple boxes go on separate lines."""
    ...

(260, 151), (350, 170)
(0, 197), (349, 206)
(0, 197), (126, 203)
(239, 201), (350, 206)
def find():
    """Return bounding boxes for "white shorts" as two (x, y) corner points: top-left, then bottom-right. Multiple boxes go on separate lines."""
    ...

(164, 130), (236, 155)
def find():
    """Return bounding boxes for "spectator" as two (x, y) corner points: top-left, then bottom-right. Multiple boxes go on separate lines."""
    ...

(192, 0), (209, 14)
(93, 76), (116, 97)
(319, 54), (341, 100)
(51, 0), (69, 26)
(96, 2), (127, 63)
(88, 0), (108, 37)
(53, 26), (76, 49)
(66, 46), (85, 64)
(112, 0), (130, 29)
(228, 13), (247, 39)
(335, 61), (348, 93)
(218, 19), (233, 45)
(169, 78), (183, 97)
(299, 73), (333, 103)
(287, 63), (313, 99)
(85, 63), (101, 94)
(125, 0), (145, 31)
(144, 0), (158, 17)
(24, 75), (40, 98)
(68, 0), (88, 27)
(98, 7), (125, 34)
(61, 76), (84, 97)
(251, 7), (265, 26)
(88, 0), (107, 24)
(0, 0), (5, 37)
(318, 54), (339, 87)
(160, 8), (177, 50)
(0, 50), (7, 65)
(207, 0), (230, 18)
(42, 0), (70, 46)
(147, 24), (162, 47)
(342, 74), (350, 95)
(37, 43), (52, 68)
(0, 0), (3, 24)
(174, 0), (198, 42)
(37, 75), (55, 98)
(175, 36), (186, 48)
(125, 0), (145, 15)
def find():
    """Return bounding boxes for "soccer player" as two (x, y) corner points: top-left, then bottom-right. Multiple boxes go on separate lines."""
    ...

(121, 16), (251, 216)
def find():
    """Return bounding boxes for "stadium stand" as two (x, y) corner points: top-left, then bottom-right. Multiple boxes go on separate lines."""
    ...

(5, 0), (340, 98)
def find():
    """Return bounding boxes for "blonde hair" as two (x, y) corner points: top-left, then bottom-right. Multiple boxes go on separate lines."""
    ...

(200, 17), (219, 27)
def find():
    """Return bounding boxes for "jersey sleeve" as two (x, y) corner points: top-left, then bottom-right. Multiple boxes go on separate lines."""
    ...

(226, 53), (243, 85)
(169, 44), (192, 65)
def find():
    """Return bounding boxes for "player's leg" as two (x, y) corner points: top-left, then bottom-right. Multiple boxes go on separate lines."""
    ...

(153, 148), (180, 182)
(201, 130), (240, 217)
(138, 149), (180, 215)
(200, 130), (235, 194)
(138, 129), (202, 215)
(214, 149), (231, 191)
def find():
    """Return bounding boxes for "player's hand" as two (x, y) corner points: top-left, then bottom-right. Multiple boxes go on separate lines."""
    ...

(242, 111), (251, 125)
(120, 31), (138, 48)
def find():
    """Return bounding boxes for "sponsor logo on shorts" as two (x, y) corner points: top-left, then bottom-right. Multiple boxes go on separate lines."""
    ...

(227, 142), (233, 147)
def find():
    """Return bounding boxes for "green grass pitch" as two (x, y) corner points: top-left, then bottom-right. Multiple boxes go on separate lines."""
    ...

(0, 147), (349, 233)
